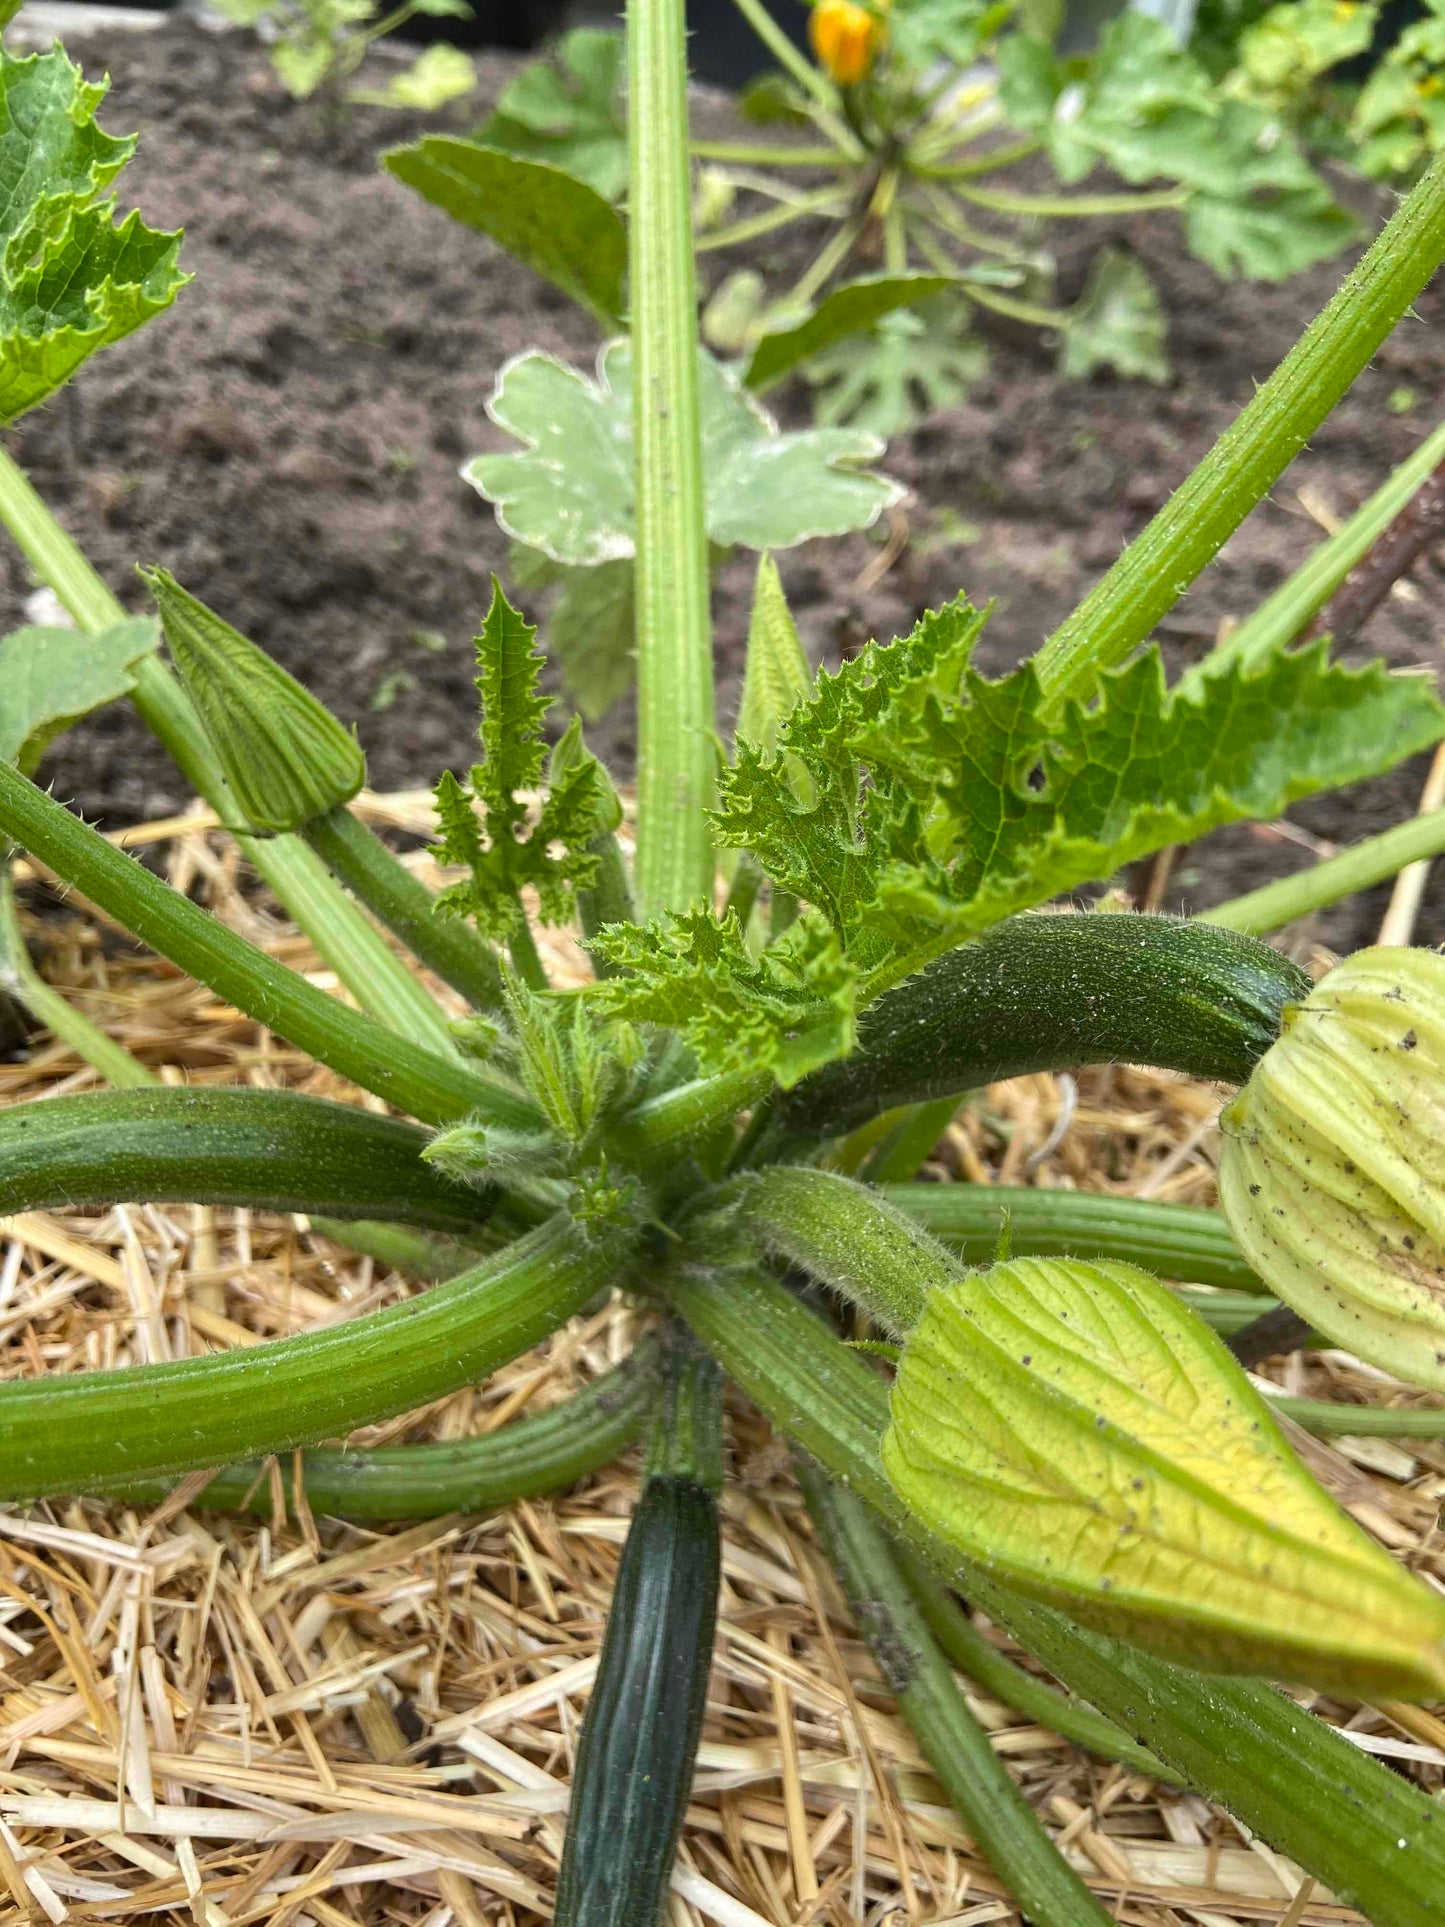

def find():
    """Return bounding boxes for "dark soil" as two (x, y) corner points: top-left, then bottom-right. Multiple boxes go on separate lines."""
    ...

(11, 19), (1445, 950)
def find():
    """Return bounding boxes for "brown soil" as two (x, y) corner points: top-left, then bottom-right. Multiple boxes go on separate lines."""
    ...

(9, 18), (1445, 950)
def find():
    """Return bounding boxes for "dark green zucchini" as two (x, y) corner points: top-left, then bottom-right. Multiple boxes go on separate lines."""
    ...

(556, 1348), (722, 1927)
(785, 911), (1307, 1135)
(0, 1086), (490, 1231)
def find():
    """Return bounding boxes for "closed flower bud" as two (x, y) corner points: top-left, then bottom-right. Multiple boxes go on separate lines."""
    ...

(883, 1253), (1445, 1698)
(142, 566), (365, 834)
(809, 0), (887, 87)
(1219, 945), (1445, 1390)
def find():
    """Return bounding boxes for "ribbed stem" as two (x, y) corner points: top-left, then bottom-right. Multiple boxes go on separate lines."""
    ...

(1206, 809), (1445, 936)
(103, 1338), (657, 1519)
(664, 1264), (1445, 1927)
(884, 1182), (1265, 1293)
(306, 803), (504, 1009)
(0, 759), (540, 1130)
(629, 0), (716, 918)
(0, 1213), (626, 1498)
(800, 1461), (1118, 1927)
(1192, 415), (1445, 683)
(1032, 150), (1445, 710)
(0, 866), (155, 1090)
(0, 445), (459, 1047)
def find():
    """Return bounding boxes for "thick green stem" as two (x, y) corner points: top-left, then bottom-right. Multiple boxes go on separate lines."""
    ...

(576, 830), (636, 975)
(0, 445), (458, 1048)
(306, 804), (504, 1009)
(664, 1266), (1445, 1927)
(884, 1183), (1265, 1294)
(0, 1087), (492, 1233)
(647, 1330), (725, 1488)
(630, 0), (716, 919)
(1269, 1396), (1445, 1438)
(0, 866), (156, 1090)
(102, 1339), (657, 1519)
(800, 1462), (1117, 1926)
(1206, 809), (1445, 936)
(952, 181), (1188, 218)
(0, 1214), (627, 1498)
(0, 760), (541, 1130)
(1031, 150), (1445, 711)
(744, 1165), (955, 1335)
(888, 1539), (1180, 1783)
(1192, 416), (1445, 683)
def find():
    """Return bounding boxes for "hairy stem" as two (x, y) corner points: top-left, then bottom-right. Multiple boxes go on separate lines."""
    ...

(0, 1213), (628, 1498)
(0, 760), (540, 1130)
(306, 804), (505, 1009)
(630, 0), (716, 918)
(1205, 809), (1445, 936)
(665, 1265), (1445, 1927)
(0, 445), (458, 1046)
(104, 1338), (658, 1519)
(801, 1461), (1118, 1926)
(1032, 150), (1445, 710)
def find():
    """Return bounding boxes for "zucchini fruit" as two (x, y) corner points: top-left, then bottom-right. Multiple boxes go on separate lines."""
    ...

(785, 911), (1308, 1135)
(0, 1086), (491, 1231)
(556, 1348), (722, 1927)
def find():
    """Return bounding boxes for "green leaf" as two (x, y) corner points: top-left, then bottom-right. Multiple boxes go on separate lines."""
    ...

(353, 44), (476, 111)
(716, 601), (1445, 972)
(883, 1254), (1445, 1698)
(590, 907), (859, 1087)
(432, 581), (615, 938)
(1230, 0), (1377, 106)
(743, 273), (957, 392)
(1181, 102), (1356, 280)
(803, 298), (985, 437)
(1060, 250), (1169, 384)
(0, 46), (187, 426)
(467, 340), (901, 566)
(382, 138), (627, 326)
(738, 555), (812, 756)
(998, 16), (1216, 186)
(478, 27), (627, 202)
(0, 619), (158, 775)
(888, 0), (1011, 72)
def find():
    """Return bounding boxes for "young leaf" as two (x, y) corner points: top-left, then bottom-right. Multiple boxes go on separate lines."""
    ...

(468, 340), (901, 565)
(0, 620), (158, 774)
(382, 139), (628, 327)
(590, 907), (859, 1087)
(432, 582), (614, 939)
(804, 298), (986, 437)
(1059, 250), (1169, 385)
(477, 26), (627, 201)
(0, 46), (187, 425)
(743, 272), (957, 393)
(737, 554), (812, 755)
(883, 1254), (1445, 1699)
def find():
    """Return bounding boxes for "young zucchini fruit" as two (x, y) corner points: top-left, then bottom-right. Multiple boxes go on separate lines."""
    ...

(555, 1342), (722, 1927)
(784, 911), (1309, 1135)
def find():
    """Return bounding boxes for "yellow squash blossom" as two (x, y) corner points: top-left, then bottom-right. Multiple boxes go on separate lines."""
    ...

(810, 0), (887, 87)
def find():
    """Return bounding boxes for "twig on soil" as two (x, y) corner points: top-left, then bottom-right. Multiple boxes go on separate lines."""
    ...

(1310, 452), (1445, 645)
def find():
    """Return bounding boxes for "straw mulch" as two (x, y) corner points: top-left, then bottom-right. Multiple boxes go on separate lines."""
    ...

(2, 798), (1443, 1927)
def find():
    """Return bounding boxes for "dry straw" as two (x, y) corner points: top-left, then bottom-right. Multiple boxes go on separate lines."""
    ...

(1, 796), (1442, 1926)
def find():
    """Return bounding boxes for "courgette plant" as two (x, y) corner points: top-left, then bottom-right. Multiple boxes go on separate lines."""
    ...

(7, 11), (1445, 1925)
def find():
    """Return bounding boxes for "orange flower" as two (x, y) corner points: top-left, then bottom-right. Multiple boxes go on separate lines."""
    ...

(810, 0), (886, 87)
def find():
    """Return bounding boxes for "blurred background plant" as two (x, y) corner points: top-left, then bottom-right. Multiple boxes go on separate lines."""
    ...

(210, 0), (478, 112)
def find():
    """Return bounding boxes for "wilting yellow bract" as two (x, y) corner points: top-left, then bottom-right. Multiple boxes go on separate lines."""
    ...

(882, 1254), (1445, 1699)
(809, 0), (888, 87)
(1220, 945), (1445, 1391)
